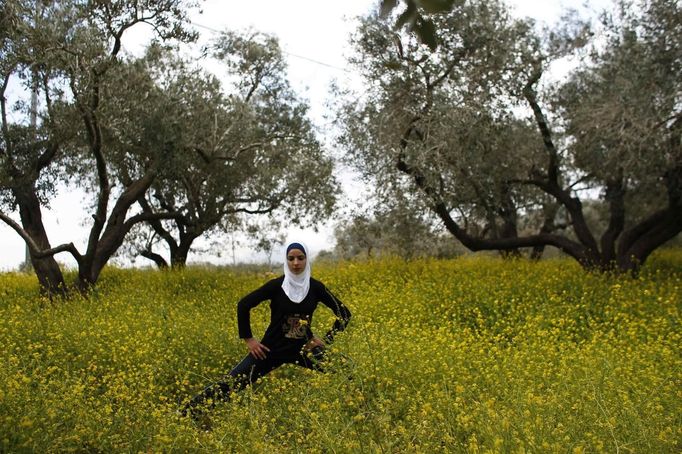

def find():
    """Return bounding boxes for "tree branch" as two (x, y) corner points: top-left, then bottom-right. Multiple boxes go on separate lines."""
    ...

(621, 207), (682, 269)
(153, 190), (178, 214)
(395, 122), (591, 264)
(523, 65), (559, 183)
(600, 171), (625, 263)
(35, 142), (59, 173)
(522, 65), (599, 257)
(1, 69), (15, 156)
(69, 66), (110, 260)
(0, 210), (82, 262)
(140, 249), (169, 268)
(137, 196), (180, 249)
(618, 166), (682, 257)
(124, 211), (183, 231)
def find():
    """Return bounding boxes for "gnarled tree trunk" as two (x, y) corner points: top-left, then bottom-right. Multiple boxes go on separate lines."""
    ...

(14, 184), (66, 296)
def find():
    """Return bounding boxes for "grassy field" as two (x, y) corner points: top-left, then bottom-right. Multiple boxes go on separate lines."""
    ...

(0, 252), (680, 452)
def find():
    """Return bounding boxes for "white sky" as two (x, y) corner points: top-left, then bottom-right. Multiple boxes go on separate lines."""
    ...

(0, 0), (611, 271)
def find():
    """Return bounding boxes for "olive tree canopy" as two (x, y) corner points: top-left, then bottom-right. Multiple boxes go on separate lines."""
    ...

(118, 33), (338, 268)
(337, 0), (681, 273)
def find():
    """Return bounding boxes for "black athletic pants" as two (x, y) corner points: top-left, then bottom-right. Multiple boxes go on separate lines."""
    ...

(183, 347), (324, 417)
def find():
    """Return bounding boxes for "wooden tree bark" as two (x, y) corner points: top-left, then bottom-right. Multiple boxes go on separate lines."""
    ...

(13, 184), (66, 296)
(1, 69), (66, 295)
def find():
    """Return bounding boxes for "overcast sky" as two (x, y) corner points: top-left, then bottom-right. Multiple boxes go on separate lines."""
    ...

(0, 0), (610, 270)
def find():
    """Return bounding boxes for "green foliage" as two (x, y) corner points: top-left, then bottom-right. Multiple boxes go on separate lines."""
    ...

(117, 32), (338, 266)
(340, 0), (682, 269)
(380, 0), (458, 50)
(333, 200), (466, 259)
(0, 251), (680, 451)
(1, 0), (201, 289)
(340, 0), (545, 239)
(557, 0), (682, 222)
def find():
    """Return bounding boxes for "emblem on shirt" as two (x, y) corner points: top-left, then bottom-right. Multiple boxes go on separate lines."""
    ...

(283, 314), (311, 339)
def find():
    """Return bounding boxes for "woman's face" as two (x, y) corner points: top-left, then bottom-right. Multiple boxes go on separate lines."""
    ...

(286, 248), (307, 275)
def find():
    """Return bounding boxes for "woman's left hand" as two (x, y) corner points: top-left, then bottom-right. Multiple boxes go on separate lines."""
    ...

(303, 336), (325, 352)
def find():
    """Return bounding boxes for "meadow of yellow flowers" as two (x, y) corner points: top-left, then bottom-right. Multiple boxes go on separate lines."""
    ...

(0, 252), (680, 452)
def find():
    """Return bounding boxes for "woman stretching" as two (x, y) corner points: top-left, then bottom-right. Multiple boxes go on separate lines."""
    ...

(181, 241), (351, 419)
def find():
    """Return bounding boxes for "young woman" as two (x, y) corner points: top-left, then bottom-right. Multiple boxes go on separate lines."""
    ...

(181, 241), (351, 418)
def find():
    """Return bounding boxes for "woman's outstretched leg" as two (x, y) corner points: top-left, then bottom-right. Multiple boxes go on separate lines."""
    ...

(181, 354), (284, 419)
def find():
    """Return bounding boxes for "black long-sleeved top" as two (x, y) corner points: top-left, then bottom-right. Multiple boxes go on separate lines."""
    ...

(237, 276), (351, 357)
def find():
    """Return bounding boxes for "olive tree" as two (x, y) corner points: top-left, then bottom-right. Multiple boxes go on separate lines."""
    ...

(120, 32), (337, 268)
(0, 0), (197, 293)
(549, 0), (682, 271)
(337, 1), (550, 256)
(338, 0), (680, 273)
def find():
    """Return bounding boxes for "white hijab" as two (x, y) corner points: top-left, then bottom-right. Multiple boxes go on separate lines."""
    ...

(282, 241), (311, 303)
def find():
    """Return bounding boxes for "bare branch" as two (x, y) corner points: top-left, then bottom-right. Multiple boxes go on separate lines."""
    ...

(522, 65), (559, 183)
(124, 211), (183, 231)
(0, 211), (82, 262)
(140, 249), (169, 268)
(137, 196), (180, 249)
(1, 68), (16, 156)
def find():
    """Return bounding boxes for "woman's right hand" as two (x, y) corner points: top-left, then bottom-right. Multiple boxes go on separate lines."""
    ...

(244, 337), (270, 360)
